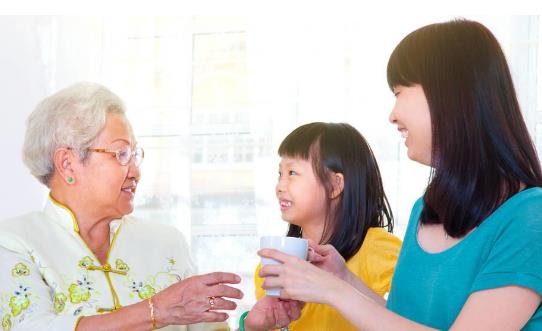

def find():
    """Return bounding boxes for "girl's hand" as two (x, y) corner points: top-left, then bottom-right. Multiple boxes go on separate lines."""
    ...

(152, 272), (243, 327)
(243, 296), (303, 331)
(258, 248), (345, 305)
(307, 240), (349, 280)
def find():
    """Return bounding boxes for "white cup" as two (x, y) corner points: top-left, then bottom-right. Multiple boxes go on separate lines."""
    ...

(260, 236), (309, 297)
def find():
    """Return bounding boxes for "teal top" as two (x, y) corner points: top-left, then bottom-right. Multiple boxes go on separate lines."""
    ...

(387, 187), (542, 330)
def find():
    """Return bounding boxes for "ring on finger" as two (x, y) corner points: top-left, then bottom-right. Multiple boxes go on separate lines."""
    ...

(208, 296), (216, 310)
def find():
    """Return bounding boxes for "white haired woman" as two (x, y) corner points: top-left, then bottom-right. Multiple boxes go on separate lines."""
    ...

(0, 82), (246, 330)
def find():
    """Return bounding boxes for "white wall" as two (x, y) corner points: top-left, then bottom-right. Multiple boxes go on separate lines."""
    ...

(0, 17), (50, 218)
(1, 15), (539, 224)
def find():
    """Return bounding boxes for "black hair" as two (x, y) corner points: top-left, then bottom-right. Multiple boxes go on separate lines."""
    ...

(279, 122), (393, 260)
(387, 19), (542, 237)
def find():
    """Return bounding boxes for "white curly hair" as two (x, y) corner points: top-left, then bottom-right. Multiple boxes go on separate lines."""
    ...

(22, 82), (127, 186)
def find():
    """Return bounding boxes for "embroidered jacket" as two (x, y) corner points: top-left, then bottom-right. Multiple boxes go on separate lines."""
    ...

(0, 196), (225, 331)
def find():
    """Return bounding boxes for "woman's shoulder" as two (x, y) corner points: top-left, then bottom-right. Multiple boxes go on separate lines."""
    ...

(484, 187), (542, 228)
(0, 211), (43, 231)
(0, 212), (45, 250)
(482, 187), (542, 236)
(507, 187), (542, 210)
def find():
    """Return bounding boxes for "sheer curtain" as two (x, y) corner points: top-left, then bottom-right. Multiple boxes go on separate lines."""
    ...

(32, 15), (540, 327)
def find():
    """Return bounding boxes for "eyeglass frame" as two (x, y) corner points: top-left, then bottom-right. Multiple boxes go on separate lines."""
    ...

(87, 146), (145, 166)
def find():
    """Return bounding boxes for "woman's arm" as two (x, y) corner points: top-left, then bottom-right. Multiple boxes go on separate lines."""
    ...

(0, 246), (242, 331)
(450, 286), (541, 330)
(259, 250), (433, 330)
(77, 300), (152, 331)
(308, 243), (385, 306)
(79, 272), (243, 330)
(1, 247), (83, 330)
(326, 278), (435, 331)
(331, 282), (541, 331)
(259, 249), (541, 331)
(342, 269), (386, 306)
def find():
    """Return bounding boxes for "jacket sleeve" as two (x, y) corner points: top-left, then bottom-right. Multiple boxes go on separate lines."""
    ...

(0, 246), (82, 331)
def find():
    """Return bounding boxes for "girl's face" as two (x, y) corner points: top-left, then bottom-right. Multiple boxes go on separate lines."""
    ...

(276, 156), (328, 228)
(389, 84), (432, 166)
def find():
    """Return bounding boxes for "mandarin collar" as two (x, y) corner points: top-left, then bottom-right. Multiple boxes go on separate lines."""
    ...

(44, 194), (123, 236)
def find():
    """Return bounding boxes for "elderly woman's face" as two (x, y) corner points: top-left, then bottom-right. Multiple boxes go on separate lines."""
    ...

(76, 113), (140, 219)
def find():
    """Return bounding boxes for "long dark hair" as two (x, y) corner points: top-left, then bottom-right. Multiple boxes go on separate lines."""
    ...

(387, 19), (542, 237)
(279, 122), (393, 260)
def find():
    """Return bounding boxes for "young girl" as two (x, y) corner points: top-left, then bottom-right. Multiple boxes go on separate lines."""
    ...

(246, 122), (402, 331)
(257, 19), (542, 330)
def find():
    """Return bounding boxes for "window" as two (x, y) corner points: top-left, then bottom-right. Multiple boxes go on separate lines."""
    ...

(38, 15), (540, 327)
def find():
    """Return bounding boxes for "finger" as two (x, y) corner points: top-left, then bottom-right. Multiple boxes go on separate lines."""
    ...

(207, 284), (244, 299)
(307, 248), (325, 263)
(307, 239), (318, 249)
(312, 244), (335, 255)
(259, 264), (283, 277)
(208, 297), (238, 311)
(286, 300), (302, 320)
(200, 272), (241, 285)
(258, 248), (292, 263)
(278, 288), (293, 302)
(263, 307), (277, 327)
(273, 303), (291, 327)
(199, 311), (230, 323)
(261, 276), (283, 290)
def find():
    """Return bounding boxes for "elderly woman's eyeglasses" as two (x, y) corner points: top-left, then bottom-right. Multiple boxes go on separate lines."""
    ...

(88, 146), (145, 166)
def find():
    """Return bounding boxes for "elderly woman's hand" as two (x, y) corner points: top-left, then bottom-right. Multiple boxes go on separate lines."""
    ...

(243, 296), (303, 331)
(258, 248), (345, 305)
(152, 272), (243, 327)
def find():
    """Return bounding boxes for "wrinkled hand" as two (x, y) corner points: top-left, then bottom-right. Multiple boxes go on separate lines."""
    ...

(152, 272), (243, 327)
(308, 240), (348, 280)
(258, 249), (344, 305)
(244, 296), (303, 331)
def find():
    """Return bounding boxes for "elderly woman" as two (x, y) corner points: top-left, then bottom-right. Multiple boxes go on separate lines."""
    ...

(0, 82), (246, 330)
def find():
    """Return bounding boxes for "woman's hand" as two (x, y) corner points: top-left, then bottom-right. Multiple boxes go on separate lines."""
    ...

(152, 272), (243, 327)
(307, 240), (349, 280)
(258, 249), (346, 305)
(243, 296), (303, 331)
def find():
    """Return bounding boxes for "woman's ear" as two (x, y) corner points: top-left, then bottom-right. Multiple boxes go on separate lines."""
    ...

(53, 148), (76, 185)
(329, 172), (344, 199)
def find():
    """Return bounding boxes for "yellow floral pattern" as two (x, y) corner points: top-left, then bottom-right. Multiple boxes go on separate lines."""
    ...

(78, 256), (95, 269)
(2, 314), (11, 331)
(68, 276), (93, 304)
(9, 285), (30, 316)
(115, 259), (129, 272)
(10, 263), (29, 278)
(130, 281), (156, 300)
(53, 292), (67, 313)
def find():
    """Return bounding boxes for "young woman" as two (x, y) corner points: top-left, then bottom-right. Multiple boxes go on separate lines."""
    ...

(257, 19), (542, 330)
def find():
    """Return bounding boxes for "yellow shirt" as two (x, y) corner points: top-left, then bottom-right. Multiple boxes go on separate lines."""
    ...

(254, 228), (402, 331)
